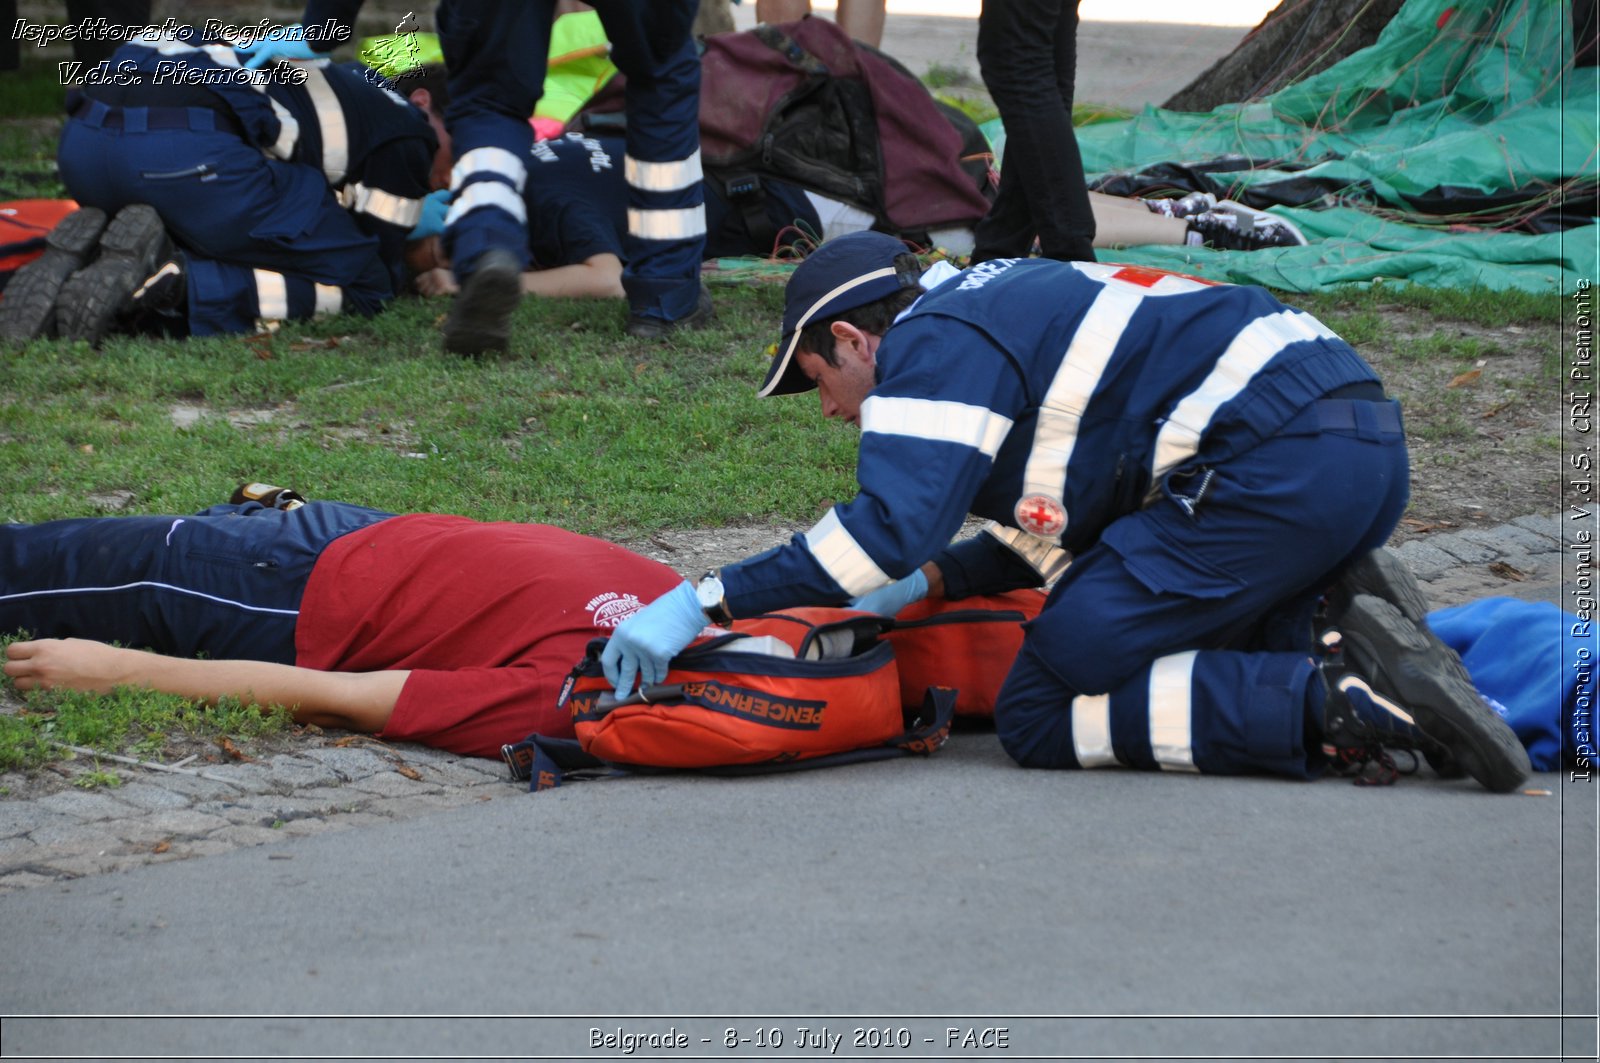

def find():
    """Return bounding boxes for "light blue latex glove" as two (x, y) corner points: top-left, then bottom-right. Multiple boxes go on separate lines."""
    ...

(601, 581), (708, 698)
(407, 189), (450, 241)
(236, 26), (321, 68)
(850, 568), (929, 616)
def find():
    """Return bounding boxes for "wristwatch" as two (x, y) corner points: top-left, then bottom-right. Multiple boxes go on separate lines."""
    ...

(695, 570), (732, 625)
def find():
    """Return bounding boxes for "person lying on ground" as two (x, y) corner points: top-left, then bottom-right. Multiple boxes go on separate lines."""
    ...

(408, 131), (1305, 301)
(1, 488), (682, 758)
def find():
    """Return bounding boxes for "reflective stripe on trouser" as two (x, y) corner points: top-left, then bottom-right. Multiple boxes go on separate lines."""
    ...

(998, 643), (1321, 777)
(590, 0), (704, 321)
(990, 399), (1409, 778)
(186, 257), (386, 336)
(436, 0), (553, 275)
(0, 502), (392, 665)
(56, 121), (396, 337)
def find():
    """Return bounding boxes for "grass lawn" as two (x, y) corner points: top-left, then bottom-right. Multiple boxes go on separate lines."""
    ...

(0, 74), (1562, 779)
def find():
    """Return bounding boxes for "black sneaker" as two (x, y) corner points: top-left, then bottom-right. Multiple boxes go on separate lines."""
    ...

(129, 257), (186, 313)
(1321, 548), (1468, 779)
(1329, 548), (1430, 626)
(56, 204), (171, 345)
(1186, 203), (1306, 251)
(229, 482), (307, 511)
(1322, 593), (1530, 793)
(625, 284), (715, 340)
(0, 207), (108, 343)
(442, 248), (521, 356)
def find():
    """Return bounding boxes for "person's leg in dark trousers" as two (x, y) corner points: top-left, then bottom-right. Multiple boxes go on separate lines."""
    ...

(973, 0), (1095, 263)
(435, 0), (556, 353)
(591, 0), (707, 328)
(56, 116), (396, 336)
(0, 502), (392, 664)
(436, 0), (555, 278)
(991, 407), (1410, 775)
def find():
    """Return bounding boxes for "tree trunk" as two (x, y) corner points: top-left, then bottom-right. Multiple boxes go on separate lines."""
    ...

(1161, 0), (1404, 113)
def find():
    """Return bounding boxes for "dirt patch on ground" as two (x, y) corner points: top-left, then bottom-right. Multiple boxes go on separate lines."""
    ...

(1357, 309), (1560, 542)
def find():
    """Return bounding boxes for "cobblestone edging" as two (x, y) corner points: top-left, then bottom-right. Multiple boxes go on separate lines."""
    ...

(0, 743), (517, 892)
(0, 513), (1584, 893)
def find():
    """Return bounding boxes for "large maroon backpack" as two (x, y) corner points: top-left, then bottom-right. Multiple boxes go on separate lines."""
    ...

(697, 18), (992, 239)
(576, 19), (994, 246)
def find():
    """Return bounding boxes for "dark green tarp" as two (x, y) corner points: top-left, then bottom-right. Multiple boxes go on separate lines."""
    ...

(985, 0), (1597, 293)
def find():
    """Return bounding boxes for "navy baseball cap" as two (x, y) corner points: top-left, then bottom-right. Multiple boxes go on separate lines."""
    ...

(758, 232), (922, 398)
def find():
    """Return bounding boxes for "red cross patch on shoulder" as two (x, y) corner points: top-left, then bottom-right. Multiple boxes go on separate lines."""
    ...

(1014, 494), (1066, 539)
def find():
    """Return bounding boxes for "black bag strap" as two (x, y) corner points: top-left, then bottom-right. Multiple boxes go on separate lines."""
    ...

(688, 683), (956, 776)
(507, 685), (956, 792)
(719, 171), (781, 257)
(501, 734), (614, 792)
(752, 22), (830, 76)
(887, 607), (1030, 633)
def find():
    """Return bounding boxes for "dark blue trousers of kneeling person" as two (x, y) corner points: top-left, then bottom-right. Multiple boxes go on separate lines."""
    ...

(54, 33), (445, 339)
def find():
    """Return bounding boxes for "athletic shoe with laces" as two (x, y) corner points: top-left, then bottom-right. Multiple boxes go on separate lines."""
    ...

(443, 248), (522, 356)
(229, 482), (307, 511)
(1186, 201), (1307, 251)
(55, 204), (171, 345)
(0, 207), (108, 343)
(625, 284), (715, 340)
(1145, 191), (1217, 219)
(1321, 547), (1467, 779)
(1320, 592), (1530, 793)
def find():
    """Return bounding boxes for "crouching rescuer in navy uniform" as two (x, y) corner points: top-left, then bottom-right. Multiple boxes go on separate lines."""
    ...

(48, 28), (450, 342)
(601, 232), (1532, 793)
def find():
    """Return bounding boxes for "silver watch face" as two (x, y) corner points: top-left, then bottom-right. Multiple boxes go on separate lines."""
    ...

(696, 576), (725, 610)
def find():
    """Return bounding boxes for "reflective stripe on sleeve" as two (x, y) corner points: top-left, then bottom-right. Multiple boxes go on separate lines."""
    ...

(624, 150), (703, 193)
(860, 396), (1012, 459)
(1016, 283), (1144, 545)
(802, 508), (891, 598)
(451, 147), (527, 193)
(253, 269), (288, 320)
(1149, 310), (1338, 484)
(1070, 693), (1119, 768)
(444, 181), (527, 226)
(343, 183), (424, 227)
(626, 204), (708, 241)
(265, 97), (299, 160)
(1148, 651), (1199, 772)
(301, 66), (348, 186)
(313, 283), (342, 315)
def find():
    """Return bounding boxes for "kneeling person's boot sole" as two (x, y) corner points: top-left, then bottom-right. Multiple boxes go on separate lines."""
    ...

(1339, 594), (1530, 793)
(1329, 548), (1476, 778)
(56, 205), (170, 345)
(443, 250), (521, 356)
(0, 207), (108, 343)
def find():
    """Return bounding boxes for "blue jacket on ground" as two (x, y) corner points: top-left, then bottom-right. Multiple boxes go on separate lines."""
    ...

(1430, 597), (1596, 771)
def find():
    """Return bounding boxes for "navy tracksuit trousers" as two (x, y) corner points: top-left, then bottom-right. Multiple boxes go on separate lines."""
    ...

(57, 108), (395, 336)
(0, 502), (390, 665)
(993, 397), (1410, 779)
(437, 0), (705, 322)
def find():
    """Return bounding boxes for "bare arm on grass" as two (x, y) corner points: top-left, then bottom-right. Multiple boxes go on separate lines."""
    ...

(3, 639), (404, 733)
(413, 253), (625, 300)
